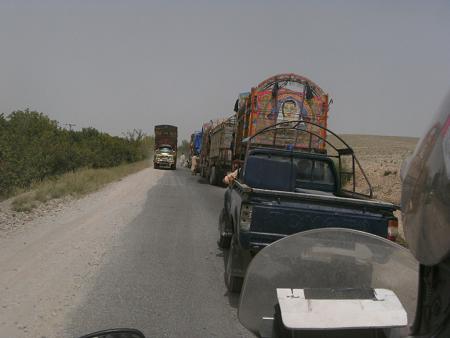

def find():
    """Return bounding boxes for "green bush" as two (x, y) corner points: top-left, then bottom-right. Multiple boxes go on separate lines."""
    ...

(0, 109), (154, 198)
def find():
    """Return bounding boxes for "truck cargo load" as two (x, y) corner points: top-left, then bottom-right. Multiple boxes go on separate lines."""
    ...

(233, 73), (330, 161)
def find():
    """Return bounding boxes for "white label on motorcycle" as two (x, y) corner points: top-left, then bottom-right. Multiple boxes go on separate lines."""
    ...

(276, 288), (408, 330)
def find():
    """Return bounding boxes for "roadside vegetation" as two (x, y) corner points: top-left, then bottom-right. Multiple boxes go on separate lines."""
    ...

(0, 109), (154, 202)
(177, 139), (190, 156)
(11, 160), (149, 212)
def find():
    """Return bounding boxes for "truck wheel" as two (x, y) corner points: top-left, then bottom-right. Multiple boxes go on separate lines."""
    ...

(218, 233), (231, 249)
(209, 166), (217, 185)
(153, 163), (158, 169)
(225, 236), (243, 293)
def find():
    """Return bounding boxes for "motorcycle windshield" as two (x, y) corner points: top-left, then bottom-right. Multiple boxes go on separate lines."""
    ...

(238, 228), (419, 336)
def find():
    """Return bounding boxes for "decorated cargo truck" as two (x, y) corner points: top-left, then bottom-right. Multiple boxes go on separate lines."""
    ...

(232, 73), (330, 164)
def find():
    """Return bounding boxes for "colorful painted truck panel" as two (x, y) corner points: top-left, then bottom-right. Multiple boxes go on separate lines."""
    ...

(233, 73), (330, 160)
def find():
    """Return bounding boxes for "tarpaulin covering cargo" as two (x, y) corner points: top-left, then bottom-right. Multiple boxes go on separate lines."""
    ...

(193, 132), (202, 154)
(234, 74), (329, 159)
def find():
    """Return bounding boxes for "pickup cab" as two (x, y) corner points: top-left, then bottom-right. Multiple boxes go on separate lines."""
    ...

(218, 121), (399, 292)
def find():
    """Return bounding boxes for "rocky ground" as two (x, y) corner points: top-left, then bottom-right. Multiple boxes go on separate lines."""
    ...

(0, 197), (72, 236)
(340, 134), (419, 238)
(0, 168), (165, 337)
(341, 134), (418, 205)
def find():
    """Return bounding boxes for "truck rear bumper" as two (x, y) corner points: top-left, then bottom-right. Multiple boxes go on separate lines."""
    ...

(239, 231), (287, 252)
(155, 161), (174, 168)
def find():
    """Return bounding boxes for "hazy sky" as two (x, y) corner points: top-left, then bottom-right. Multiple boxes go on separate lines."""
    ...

(1, 0), (449, 140)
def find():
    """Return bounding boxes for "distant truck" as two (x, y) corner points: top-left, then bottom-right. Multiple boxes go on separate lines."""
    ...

(200, 116), (236, 185)
(198, 121), (214, 177)
(188, 131), (202, 169)
(154, 125), (177, 170)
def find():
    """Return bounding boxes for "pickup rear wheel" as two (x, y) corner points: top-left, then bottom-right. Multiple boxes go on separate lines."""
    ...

(225, 236), (243, 293)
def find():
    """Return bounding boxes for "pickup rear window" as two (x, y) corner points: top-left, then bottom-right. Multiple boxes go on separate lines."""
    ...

(294, 158), (336, 192)
(243, 153), (337, 193)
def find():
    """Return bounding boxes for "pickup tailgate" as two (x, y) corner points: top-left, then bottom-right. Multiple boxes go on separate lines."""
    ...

(240, 187), (396, 249)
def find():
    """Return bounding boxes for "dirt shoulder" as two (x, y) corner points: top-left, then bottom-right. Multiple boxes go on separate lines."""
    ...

(0, 167), (165, 338)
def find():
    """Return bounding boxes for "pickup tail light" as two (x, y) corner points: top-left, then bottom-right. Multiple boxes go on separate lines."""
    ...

(240, 204), (253, 231)
(387, 219), (399, 242)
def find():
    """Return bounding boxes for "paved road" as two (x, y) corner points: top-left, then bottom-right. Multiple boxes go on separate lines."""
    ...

(65, 168), (252, 337)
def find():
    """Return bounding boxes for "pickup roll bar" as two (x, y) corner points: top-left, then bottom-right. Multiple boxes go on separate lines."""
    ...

(244, 120), (350, 153)
(256, 73), (326, 97)
(243, 120), (374, 199)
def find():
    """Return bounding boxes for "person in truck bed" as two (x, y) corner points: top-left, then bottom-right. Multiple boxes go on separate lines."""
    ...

(223, 168), (239, 185)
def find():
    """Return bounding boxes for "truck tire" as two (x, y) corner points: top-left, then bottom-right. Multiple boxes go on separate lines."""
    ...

(153, 163), (158, 169)
(225, 236), (243, 293)
(209, 166), (217, 185)
(218, 233), (231, 249)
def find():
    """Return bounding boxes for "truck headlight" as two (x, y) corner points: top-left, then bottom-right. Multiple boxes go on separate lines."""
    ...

(240, 204), (253, 231)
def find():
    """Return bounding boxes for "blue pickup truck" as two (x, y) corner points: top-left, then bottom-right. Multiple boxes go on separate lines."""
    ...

(218, 121), (399, 292)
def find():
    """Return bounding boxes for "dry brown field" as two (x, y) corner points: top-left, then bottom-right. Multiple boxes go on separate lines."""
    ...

(340, 134), (418, 205)
(339, 134), (419, 240)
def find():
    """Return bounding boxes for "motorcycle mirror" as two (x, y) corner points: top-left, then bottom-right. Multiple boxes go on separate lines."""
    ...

(78, 328), (145, 338)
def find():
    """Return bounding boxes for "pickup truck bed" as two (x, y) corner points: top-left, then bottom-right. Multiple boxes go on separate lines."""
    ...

(220, 179), (398, 293)
(234, 181), (396, 251)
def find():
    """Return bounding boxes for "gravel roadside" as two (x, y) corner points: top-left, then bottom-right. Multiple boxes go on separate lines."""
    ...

(0, 167), (165, 338)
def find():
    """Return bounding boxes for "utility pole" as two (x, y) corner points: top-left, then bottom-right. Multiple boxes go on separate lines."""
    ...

(64, 123), (76, 131)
